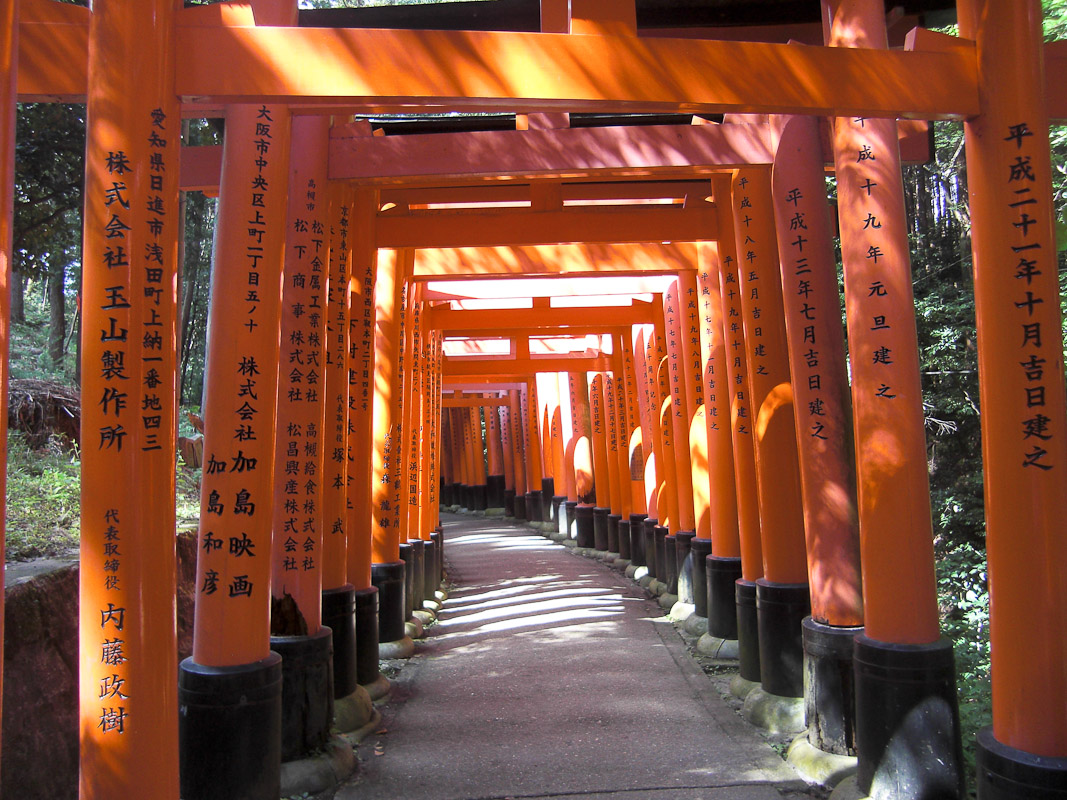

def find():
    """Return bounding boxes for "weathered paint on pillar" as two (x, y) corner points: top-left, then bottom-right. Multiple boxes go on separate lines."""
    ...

(322, 180), (353, 591)
(589, 373), (611, 508)
(696, 247), (741, 559)
(828, 7), (939, 644)
(960, 0), (1067, 757)
(663, 282), (697, 532)
(79, 0), (180, 793)
(371, 250), (405, 563)
(192, 103), (290, 666)
(346, 189), (377, 591)
(713, 174), (763, 578)
(731, 168), (807, 585)
(772, 116), (863, 626)
(270, 115), (329, 634)
(0, 0), (16, 748)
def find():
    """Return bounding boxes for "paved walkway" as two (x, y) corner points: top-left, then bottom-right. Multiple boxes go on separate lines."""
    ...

(336, 513), (812, 800)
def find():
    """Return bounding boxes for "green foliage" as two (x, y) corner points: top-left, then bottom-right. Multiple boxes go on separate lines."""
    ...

(9, 285), (78, 381)
(5, 433), (81, 560)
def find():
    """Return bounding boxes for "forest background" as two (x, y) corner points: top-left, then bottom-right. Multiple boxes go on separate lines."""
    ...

(7, 0), (1067, 788)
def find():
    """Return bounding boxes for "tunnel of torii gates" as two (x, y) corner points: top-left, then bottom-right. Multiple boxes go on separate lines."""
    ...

(1, 0), (1067, 797)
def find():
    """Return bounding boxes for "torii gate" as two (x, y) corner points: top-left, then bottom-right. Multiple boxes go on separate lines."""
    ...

(2, 1), (1066, 799)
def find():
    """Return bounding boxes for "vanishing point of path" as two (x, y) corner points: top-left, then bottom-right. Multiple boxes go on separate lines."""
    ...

(335, 512), (815, 800)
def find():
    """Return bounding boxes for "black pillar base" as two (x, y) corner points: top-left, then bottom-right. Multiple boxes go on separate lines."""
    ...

(179, 653), (283, 800)
(371, 561), (406, 643)
(854, 634), (965, 799)
(564, 500), (578, 539)
(408, 539), (425, 609)
(541, 478), (556, 524)
(271, 626), (334, 762)
(354, 586), (380, 686)
(617, 520), (631, 559)
(593, 507), (610, 551)
(486, 474), (506, 509)
(642, 518), (658, 575)
(423, 539), (437, 604)
(976, 727), (1067, 799)
(440, 480), (453, 507)
(513, 492), (527, 520)
(654, 525), (668, 581)
(708, 556), (742, 639)
(756, 579), (810, 698)
(675, 531), (696, 603)
(450, 482), (462, 507)
(803, 617), (861, 756)
(398, 543), (416, 621)
(322, 585), (357, 699)
(553, 495), (568, 534)
(526, 490), (543, 523)
(458, 483), (471, 510)
(575, 504), (595, 547)
(430, 529), (444, 587)
(504, 488), (516, 516)
(691, 538), (712, 617)
(472, 483), (488, 511)
(664, 534), (678, 594)
(736, 579), (761, 683)
(607, 513), (622, 553)
(629, 514), (648, 567)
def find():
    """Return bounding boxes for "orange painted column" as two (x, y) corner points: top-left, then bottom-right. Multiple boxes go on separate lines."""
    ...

(420, 332), (440, 536)
(322, 181), (353, 593)
(619, 335), (647, 518)
(486, 390), (507, 511)
(826, 2), (962, 792)
(604, 374), (623, 513)
(346, 189), (378, 593)
(959, 0), (1067, 778)
(633, 329), (659, 517)
(524, 377), (545, 522)
(662, 282), (697, 534)
(498, 398), (516, 505)
(589, 374), (612, 510)
(79, 1), (180, 795)
(508, 389), (528, 503)
(712, 174), (763, 672)
(370, 248), (409, 645)
(558, 373), (577, 502)
(771, 116), (863, 628)
(569, 372), (594, 502)
(270, 114), (330, 636)
(400, 290), (422, 537)
(611, 344), (635, 522)
(0, 0), (16, 752)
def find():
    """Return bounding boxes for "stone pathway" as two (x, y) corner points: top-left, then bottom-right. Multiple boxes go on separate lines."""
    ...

(328, 513), (816, 800)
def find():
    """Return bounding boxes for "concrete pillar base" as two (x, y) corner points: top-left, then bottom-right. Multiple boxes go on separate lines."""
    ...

(405, 617), (425, 640)
(787, 734), (858, 789)
(333, 685), (374, 735)
(485, 507), (507, 517)
(360, 674), (391, 703)
(379, 636), (415, 660)
(682, 612), (707, 637)
(279, 734), (357, 799)
(729, 674), (761, 700)
(741, 686), (806, 734)
(669, 601), (695, 623)
(697, 633), (738, 659)
(658, 592), (679, 610)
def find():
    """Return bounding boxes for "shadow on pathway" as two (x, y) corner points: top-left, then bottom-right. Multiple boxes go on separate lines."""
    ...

(332, 513), (816, 800)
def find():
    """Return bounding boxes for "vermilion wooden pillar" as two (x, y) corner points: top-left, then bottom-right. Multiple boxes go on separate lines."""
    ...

(486, 390), (507, 512)
(508, 388), (528, 517)
(499, 397), (516, 511)
(619, 334), (647, 519)
(0, 0), (16, 755)
(959, 0), (1067, 790)
(827, 2), (962, 794)
(80, 1), (180, 796)
(663, 282), (697, 535)
(712, 173), (763, 676)
(524, 377), (545, 523)
(569, 372), (594, 500)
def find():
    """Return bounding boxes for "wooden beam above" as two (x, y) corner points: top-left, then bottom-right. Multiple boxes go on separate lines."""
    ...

(428, 305), (650, 332)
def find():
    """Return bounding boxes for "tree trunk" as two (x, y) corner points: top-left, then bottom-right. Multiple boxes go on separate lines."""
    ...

(48, 262), (66, 367)
(11, 269), (25, 323)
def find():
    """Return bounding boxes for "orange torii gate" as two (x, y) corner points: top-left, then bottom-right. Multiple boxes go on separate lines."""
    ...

(3, 0), (1067, 799)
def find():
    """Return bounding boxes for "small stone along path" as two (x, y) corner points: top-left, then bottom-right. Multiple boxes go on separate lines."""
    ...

(321, 512), (824, 800)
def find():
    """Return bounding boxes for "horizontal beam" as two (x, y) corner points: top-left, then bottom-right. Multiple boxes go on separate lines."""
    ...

(173, 24), (977, 119)
(380, 181), (710, 206)
(428, 306), (651, 332)
(376, 203), (716, 248)
(412, 242), (698, 279)
(442, 396), (510, 408)
(443, 355), (613, 376)
(16, 0), (89, 102)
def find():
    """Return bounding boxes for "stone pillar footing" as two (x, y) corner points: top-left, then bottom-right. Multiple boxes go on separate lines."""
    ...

(179, 653), (283, 800)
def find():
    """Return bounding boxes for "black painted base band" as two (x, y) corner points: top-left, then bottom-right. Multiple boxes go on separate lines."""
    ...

(398, 543), (416, 620)
(553, 495), (568, 533)
(708, 556), (741, 639)
(430, 530), (444, 587)
(756, 579), (810, 698)
(270, 626), (334, 762)
(541, 478), (556, 523)
(526, 490), (543, 522)
(663, 534), (678, 594)
(735, 579), (761, 683)
(439, 480), (453, 507)
(675, 531), (696, 603)
(642, 519), (658, 575)
(472, 483), (488, 511)
(353, 586), (380, 686)
(654, 525), (668, 581)
(486, 474), (507, 508)
(629, 514), (648, 567)
(976, 726), (1067, 799)
(423, 539), (437, 603)
(371, 561), (406, 643)
(179, 653), (283, 800)
(803, 617), (861, 756)
(617, 520), (631, 559)
(593, 507), (610, 551)
(854, 634), (965, 799)
(691, 538), (712, 617)
(607, 513), (622, 553)
(512, 492), (527, 520)
(564, 500), (578, 538)
(504, 488), (516, 516)
(322, 585), (357, 699)
(458, 483), (470, 509)
(575, 504), (595, 547)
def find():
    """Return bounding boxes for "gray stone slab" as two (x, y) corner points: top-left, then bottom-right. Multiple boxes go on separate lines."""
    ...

(336, 514), (808, 800)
